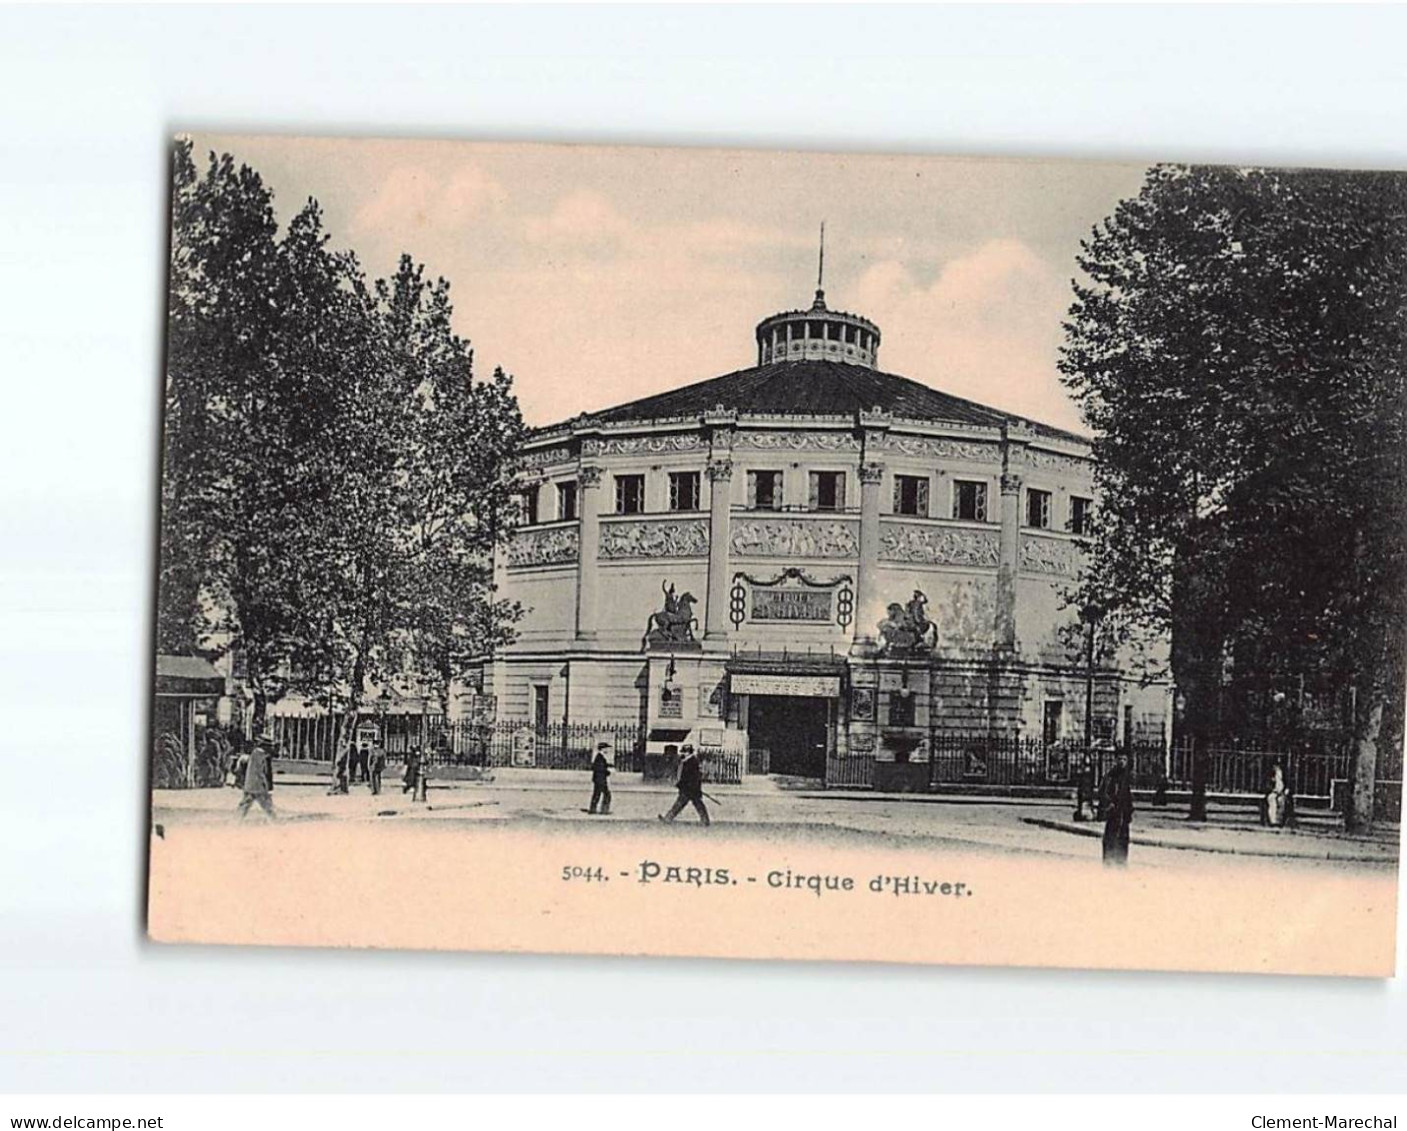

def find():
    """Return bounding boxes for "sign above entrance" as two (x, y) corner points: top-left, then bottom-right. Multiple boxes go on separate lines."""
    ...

(730, 568), (855, 630)
(752, 587), (832, 622)
(731, 673), (840, 698)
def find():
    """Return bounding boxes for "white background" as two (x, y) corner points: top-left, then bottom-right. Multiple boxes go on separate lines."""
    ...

(2, 4), (1406, 1094)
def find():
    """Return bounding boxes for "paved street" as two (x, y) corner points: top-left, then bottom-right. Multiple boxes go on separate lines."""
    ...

(152, 768), (1401, 872)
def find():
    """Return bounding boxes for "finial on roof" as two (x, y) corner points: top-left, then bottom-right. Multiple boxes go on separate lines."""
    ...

(812, 220), (827, 309)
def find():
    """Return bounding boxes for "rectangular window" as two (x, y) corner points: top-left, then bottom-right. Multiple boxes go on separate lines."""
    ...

(668, 471), (700, 512)
(556, 481), (578, 522)
(809, 470), (845, 512)
(533, 685), (550, 734)
(887, 691), (916, 728)
(1026, 488), (1052, 530)
(953, 480), (988, 522)
(614, 474), (645, 515)
(1069, 495), (1093, 535)
(522, 484), (540, 525)
(1042, 700), (1063, 746)
(747, 469), (783, 510)
(893, 474), (929, 517)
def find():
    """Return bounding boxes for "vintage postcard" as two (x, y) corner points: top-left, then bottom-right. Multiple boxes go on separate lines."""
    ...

(148, 134), (1404, 975)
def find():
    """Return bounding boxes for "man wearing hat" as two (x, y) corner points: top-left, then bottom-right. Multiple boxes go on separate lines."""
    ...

(659, 744), (710, 826)
(236, 734), (277, 820)
(588, 741), (613, 815)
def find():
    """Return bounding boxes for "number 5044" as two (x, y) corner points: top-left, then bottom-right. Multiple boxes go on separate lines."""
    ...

(562, 865), (606, 882)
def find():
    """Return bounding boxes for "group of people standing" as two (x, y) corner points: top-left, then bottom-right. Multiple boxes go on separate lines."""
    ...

(328, 738), (393, 796)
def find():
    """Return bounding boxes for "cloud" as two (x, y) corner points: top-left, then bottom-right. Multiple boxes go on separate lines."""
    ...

(352, 164), (508, 236)
(522, 189), (630, 250)
(853, 239), (1085, 433)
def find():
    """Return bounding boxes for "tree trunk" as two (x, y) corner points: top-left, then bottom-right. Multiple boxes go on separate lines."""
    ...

(251, 690), (267, 739)
(1346, 687), (1384, 834)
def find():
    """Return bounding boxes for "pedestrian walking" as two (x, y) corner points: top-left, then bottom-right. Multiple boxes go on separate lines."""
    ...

(402, 744), (422, 796)
(329, 740), (350, 795)
(589, 741), (613, 815)
(236, 737), (277, 820)
(659, 744), (710, 826)
(367, 741), (386, 795)
(1100, 749), (1134, 866)
(1072, 754), (1096, 822)
(1263, 761), (1290, 827)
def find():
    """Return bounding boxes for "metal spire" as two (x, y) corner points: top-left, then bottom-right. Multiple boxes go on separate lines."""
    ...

(817, 220), (826, 291)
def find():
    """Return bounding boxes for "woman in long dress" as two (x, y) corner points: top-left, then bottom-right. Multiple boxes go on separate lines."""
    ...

(1100, 751), (1134, 866)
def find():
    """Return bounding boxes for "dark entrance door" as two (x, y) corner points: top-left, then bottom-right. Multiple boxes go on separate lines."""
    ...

(748, 695), (829, 779)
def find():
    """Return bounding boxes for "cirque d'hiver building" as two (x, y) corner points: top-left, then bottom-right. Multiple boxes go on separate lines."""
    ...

(472, 280), (1169, 788)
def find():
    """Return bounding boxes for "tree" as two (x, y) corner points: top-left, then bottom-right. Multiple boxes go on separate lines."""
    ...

(377, 256), (525, 715)
(1060, 165), (1407, 830)
(160, 142), (526, 742)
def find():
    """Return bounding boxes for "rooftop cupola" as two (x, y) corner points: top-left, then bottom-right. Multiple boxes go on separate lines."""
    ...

(754, 224), (881, 368)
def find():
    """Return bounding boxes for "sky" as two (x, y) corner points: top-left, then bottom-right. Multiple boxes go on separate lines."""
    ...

(191, 134), (1151, 433)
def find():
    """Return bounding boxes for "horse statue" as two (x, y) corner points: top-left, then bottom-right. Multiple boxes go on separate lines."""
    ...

(644, 581), (700, 648)
(878, 589), (937, 654)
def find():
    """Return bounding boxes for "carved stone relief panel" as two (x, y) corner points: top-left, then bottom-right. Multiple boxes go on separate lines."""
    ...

(880, 435), (1001, 463)
(733, 431), (861, 452)
(1024, 448), (1092, 478)
(507, 525), (579, 568)
(730, 517), (860, 559)
(1019, 534), (1083, 576)
(520, 445), (574, 470)
(878, 522), (1000, 567)
(593, 432), (706, 456)
(599, 518), (709, 559)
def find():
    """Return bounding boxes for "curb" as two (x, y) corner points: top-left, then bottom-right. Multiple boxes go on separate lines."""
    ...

(1021, 817), (1395, 862)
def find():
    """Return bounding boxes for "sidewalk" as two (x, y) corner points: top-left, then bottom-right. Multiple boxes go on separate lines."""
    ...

(1022, 813), (1401, 863)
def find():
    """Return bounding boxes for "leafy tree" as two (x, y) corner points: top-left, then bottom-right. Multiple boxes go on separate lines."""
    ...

(161, 143), (526, 741)
(1060, 165), (1407, 830)
(377, 256), (525, 715)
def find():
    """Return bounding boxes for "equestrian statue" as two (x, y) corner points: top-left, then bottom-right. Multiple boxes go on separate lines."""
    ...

(643, 581), (700, 649)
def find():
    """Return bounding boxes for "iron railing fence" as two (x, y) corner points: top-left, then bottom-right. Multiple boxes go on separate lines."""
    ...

(1166, 739), (1350, 800)
(701, 751), (743, 786)
(247, 715), (1384, 804)
(415, 720), (648, 772)
(828, 734), (1364, 798)
(826, 753), (877, 789)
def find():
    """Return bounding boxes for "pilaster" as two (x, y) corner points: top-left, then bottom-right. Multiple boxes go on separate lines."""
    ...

(703, 426), (735, 644)
(575, 464), (603, 641)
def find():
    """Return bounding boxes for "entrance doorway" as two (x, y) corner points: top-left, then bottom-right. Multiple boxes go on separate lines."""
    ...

(748, 695), (830, 779)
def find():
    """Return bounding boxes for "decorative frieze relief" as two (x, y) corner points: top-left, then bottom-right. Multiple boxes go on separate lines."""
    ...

(506, 525), (579, 568)
(730, 517), (860, 559)
(586, 433), (705, 456)
(599, 518), (709, 560)
(520, 445), (574, 470)
(733, 431), (861, 452)
(880, 435), (1000, 463)
(879, 522), (1000, 568)
(1020, 534), (1083, 576)
(1024, 448), (1091, 477)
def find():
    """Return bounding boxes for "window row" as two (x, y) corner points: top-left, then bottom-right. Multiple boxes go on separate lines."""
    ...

(521, 473), (1092, 532)
(894, 476), (1093, 533)
(765, 321), (876, 351)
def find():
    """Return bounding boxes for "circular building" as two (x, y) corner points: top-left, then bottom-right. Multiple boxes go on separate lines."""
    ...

(478, 285), (1169, 788)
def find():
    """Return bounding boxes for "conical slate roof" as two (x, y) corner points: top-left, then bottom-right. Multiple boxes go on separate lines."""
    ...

(566, 358), (1086, 445)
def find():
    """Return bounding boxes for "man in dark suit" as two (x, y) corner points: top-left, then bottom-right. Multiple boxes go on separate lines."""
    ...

(236, 738), (277, 820)
(1100, 749), (1134, 866)
(659, 744), (710, 826)
(588, 741), (613, 815)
